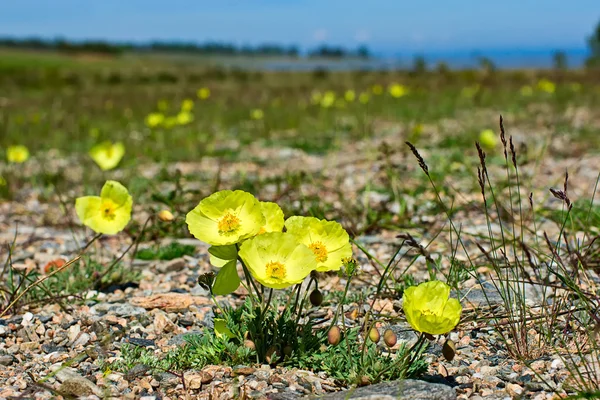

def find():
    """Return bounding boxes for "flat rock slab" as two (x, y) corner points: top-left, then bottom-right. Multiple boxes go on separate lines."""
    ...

(313, 380), (455, 400)
(268, 380), (456, 400)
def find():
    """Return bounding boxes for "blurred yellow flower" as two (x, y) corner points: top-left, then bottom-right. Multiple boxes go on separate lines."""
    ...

(6, 145), (30, 163)
(479, 129), (497, 150)
(186, 190), (265, 246)
(520, 85), (533, 97)
(89, 141), (125, 171)
(359, 92), (370, 104)
(320, 91), (336, 108)
(388, 83), (408, 98)
(239, 232), (317, 289)
(371, 84), (383, 95)
(403, 280), (462, 335)
(145, 112), (165, 128)
(344, 90), (356, 102)
(537, 79), (555, 94)
(197, 87), (211, 99)
(181, 98), (195, 112)
(176, 111), (194, 125)
(250, 109), (264, 120)
(284, 216), (352, 272)
(75, 180), (133, 235)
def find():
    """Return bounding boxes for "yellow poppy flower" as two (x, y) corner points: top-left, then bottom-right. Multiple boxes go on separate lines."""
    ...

(176, 111), (194, 125)
(403, 281), (462, 335)
(344, 90), (356, 102)
(238, 232), (317, 289)
(75, 180), (133, 235)
(537, 79), (555, 94)
(89, 141), (125, 171)
(250, 109), (264, 120)
(520, 85), (533, 97)
(284, 216), (352, 272)
(186, 190), (265, 246)
(320, 91), (336, 108)
(259, 202), (284, 234)
(6, 145), (30, 163)
(197, 87), (211, 99)
(145, 112), (165, 128)
(388, 83), (408, 98)
(181, 98), (194, 112)
(359, 92), (370, 104)
(479, 129), (497, 150)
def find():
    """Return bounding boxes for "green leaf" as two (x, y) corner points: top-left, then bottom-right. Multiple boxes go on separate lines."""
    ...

(214, 318), (235, 339)
(208, 245), (238, 267)
(212, 260), (240, 295)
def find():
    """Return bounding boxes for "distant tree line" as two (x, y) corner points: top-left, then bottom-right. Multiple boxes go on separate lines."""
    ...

(0, 36), (371, 58)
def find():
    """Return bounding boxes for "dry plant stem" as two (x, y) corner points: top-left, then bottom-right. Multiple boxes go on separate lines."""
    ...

(93, 215), (152, 287)
(0, 256), (81, 318)
(0, 231), (102, 318)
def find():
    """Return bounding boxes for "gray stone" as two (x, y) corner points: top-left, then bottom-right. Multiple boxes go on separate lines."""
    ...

(59, 377), (103, 397)
(0, 354), (15, 366)
(157, 257), (187, 273)
(310, 380), (455, 400)
(91, 302), (146, 317)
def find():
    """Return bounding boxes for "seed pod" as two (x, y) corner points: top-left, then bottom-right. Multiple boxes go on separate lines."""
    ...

(157, 209), (174, 222)
(358, 375), (371, 386)
(424, 333), (435, 341)
(383, 329), (397, 347)
(243, 339), (256, 351)
(368, 327), (380, 343)
(283, 345), (293, 357)
(328, 326), (341, 346)
(309, 289), (323, 306)
(442, 339), (456, 361)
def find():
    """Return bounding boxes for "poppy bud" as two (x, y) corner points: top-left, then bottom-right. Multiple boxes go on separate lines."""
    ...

(243, 340), (256, 351)
(309, 289), (323, 306)
(158, 209), (174, 222)
(383, 329), (397, 347)
(442, 339), (456, 361)
(328, 326), (341, 346)
(368, 327), (380, 343)
(283, 345), (293, 357)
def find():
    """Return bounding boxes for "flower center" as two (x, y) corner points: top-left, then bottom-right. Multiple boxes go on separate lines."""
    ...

(101, 199), (117, 221)
(218, 212), (241, 234)
(266, 261), (286, 280)
(309, 241), (328, 263)
(421, 309), (437, 316)
(258, 226), (267, 235)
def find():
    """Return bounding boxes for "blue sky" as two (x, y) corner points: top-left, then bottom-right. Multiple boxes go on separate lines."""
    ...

(0, 0), (598, 54)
